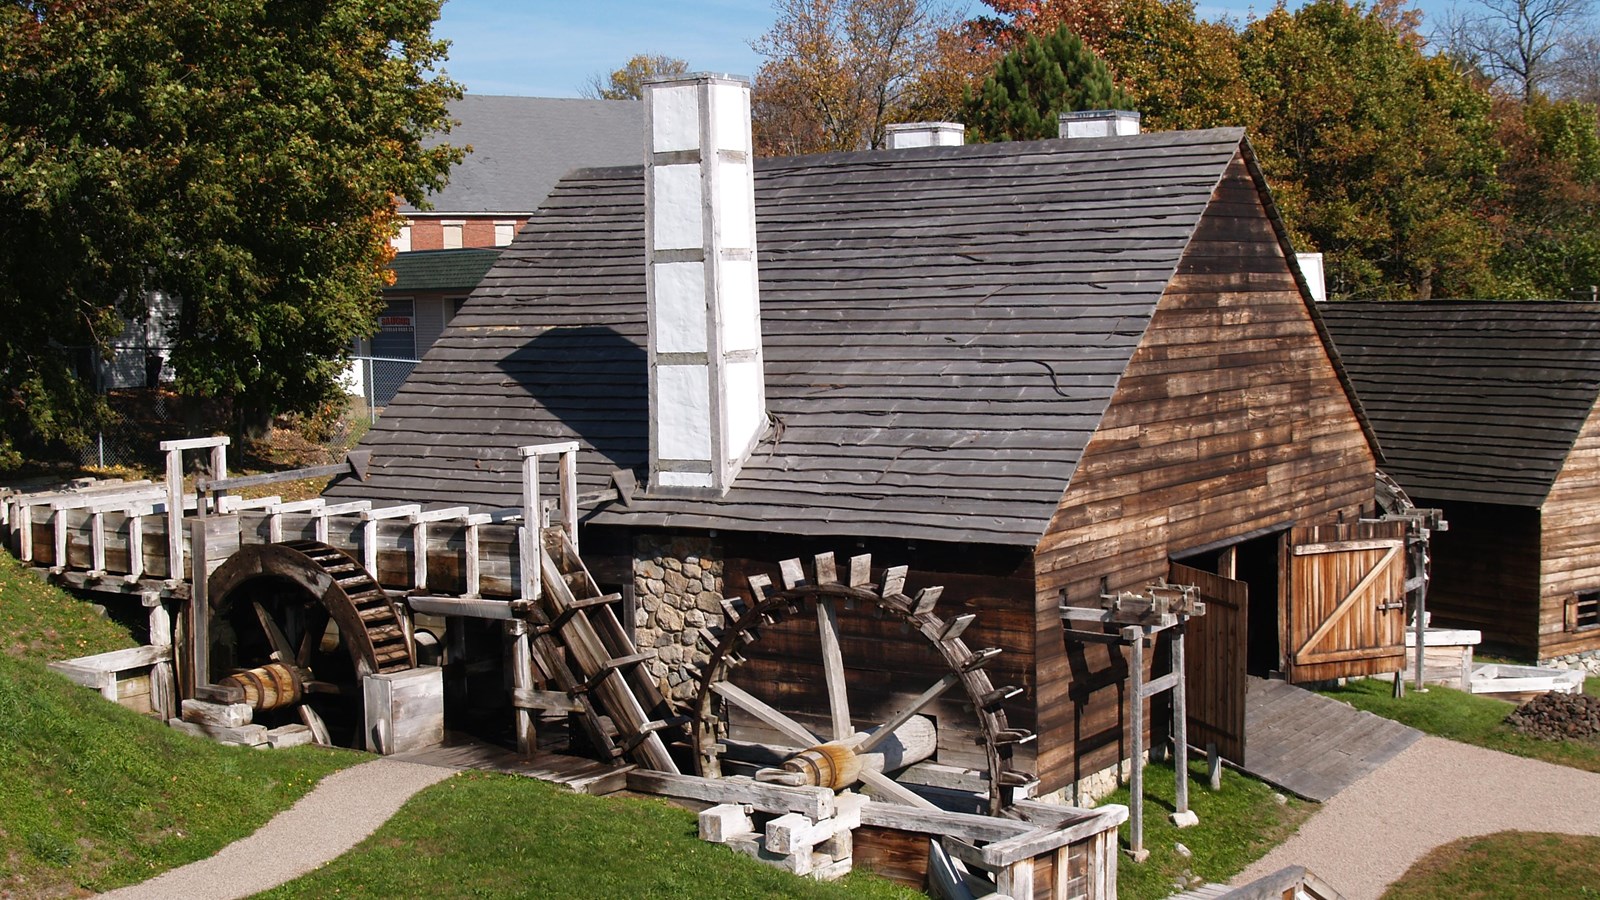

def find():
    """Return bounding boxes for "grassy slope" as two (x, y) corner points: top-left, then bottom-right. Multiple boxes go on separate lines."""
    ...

(1319, 678), (1600, 773)
(257, 771), (921, 900)
(1103, 758), (1312, 900)
(0, 552), (355, 897)
(1383, 831), (1600, 899)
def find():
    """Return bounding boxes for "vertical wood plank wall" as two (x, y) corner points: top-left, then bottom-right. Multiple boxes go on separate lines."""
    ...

(1030, 155), (1378, 793)
(1540, 398), (1600, 658)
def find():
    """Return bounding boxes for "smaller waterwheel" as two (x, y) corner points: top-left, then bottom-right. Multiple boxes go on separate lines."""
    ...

(205, 540), (415, 746)
(692, 552), (1036, 817)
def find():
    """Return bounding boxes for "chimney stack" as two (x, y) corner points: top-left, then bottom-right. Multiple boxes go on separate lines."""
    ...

(1058, 110), (1141, 139)
(1296, 253), (1328, 302)
(643, 73), (766, 495)
(885, 122), (965, 150)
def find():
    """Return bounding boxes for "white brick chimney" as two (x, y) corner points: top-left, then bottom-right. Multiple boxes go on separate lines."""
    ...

(885, 122), (965, 149)
(1058, 110), (1141, 139)
(643, 73), (766, 495)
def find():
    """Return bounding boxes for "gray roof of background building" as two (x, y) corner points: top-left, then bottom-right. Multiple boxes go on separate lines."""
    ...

(334, 128), (1250, 546)
(400, 95), (643, 215)
(1321, 300), (1600, 507)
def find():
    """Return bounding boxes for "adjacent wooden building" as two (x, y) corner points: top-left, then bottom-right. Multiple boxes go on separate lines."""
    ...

(1323, 301), (1600, 662)
(330, 89), (1399, 802)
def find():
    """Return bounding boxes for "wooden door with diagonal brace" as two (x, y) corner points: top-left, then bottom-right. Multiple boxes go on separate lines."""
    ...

(1281, 521), (1408, 683)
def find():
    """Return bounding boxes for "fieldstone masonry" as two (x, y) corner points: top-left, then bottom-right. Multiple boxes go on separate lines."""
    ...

(1545, 647), (1600, 676)
(633, 534), (727, 702)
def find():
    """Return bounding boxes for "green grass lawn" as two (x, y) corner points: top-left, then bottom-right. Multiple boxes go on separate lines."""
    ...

(1103, 757), (1312, 899)
(1318, 678), (1600, 773)
(0, 551), (357, 897)
(0, 548), (140, 662)
(256, 770), (921, 900)
(1383, 831), (1600, 899)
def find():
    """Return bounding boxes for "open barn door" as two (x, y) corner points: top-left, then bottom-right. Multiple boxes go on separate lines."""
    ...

(1282, 521), (1407, 683)
(1172, 562), (1247, 766)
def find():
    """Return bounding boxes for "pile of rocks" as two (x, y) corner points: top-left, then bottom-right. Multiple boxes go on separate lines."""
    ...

(1505, 690), (1600, 741)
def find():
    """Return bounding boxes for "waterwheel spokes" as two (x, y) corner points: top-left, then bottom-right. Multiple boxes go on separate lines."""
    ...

(816, 595), (854, 742)
(296, 606), (330, 669)
(252, 600), (297, 663)
(858, 673), (960, 755)
(859, 768), (936, 809)
(712, 680), (820, 747)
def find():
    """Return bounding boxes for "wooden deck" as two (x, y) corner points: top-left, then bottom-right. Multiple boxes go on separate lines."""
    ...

(1239, 677), (1420, 802)
(393, 736), (633, 796)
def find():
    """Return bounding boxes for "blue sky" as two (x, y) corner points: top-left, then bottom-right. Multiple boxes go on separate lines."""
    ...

(434, 0), (1460, 98)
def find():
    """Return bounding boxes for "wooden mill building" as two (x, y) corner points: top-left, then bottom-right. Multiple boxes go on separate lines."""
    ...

(330, 74), (1405, 800)
(1322, 300), (1600, 662)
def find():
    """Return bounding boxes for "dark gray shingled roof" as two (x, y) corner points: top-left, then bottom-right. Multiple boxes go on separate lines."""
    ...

(1320, 301), (1600, 507)
(333, 128), (1249, 546)
(386, 248), (501, 293)
(401, 95), (643, 215)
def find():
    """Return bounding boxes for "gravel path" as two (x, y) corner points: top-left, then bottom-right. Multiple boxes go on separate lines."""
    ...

(1233, 735), (1600, 899)
(98, 758), (452, 900)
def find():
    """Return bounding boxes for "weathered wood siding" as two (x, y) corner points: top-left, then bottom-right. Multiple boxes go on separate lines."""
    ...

(1031, 155), (1377, 793)
(1540, 398), (1600, 658)
(1418, 498), (1541, 656)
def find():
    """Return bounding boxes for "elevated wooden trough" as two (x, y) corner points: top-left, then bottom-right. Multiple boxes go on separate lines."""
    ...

(4, 436), (1127, 898)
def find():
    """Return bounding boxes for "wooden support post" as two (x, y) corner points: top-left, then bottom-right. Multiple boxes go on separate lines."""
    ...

(558, 445), (578, 554)
(53, 508), (68, 571)
(89, 510), (106, 575)
(519, 441), (580, 602)
(164, 445), (183, 578)
(464, 516), (485, 598)
(521, 456), (539, 602)
(1124, 624), (1147, 861)
(126, 510), (145, 582)
(146, 593), (175, 720)
(508, 619), (535, 755)
(1172, 622), (1190, 819)
(159, 436), (230, 580)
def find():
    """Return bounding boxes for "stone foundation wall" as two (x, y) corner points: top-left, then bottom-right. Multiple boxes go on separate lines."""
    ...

(633, 534), (726, 703)
(1544, 647), (1600, 676)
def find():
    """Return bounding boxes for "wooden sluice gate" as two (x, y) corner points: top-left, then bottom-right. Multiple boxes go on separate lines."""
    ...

(4, 437), (1128, 898)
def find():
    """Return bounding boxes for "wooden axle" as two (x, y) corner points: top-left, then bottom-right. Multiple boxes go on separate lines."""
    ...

(755, 715), (938, 790)
(220, 662), (304, 711)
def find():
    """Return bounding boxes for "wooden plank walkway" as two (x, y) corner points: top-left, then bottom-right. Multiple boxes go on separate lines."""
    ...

(393, 736), (634, 796)
(1238, 677), (1420, 802)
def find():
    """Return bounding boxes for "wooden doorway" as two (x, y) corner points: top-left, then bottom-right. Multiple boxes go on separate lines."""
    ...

(1281, 521), (1408, 683)
(1172, 561), (1247, 766)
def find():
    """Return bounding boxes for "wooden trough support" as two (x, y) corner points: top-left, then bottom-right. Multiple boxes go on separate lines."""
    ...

(161, 436), (230, 582)
(631, 769), (1126, 898)
(1063, 581), (1205, 862)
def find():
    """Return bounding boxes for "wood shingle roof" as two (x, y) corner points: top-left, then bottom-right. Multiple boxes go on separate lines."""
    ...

(331, 128), (1250, 545)
(1320, 300), (1600, 507)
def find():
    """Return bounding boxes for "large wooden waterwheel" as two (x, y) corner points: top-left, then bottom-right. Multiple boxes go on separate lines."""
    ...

(205, 540), (416, 746)
(691, 552), (1035, 817)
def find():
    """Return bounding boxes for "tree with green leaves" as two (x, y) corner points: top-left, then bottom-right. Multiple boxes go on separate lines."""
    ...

(963, 23), (1129, 141)
(1490, 96), (1600, 296)
(581, 54), (690, 101)
(0, 0), (462, 465)
(1237, 0), (1505, 299)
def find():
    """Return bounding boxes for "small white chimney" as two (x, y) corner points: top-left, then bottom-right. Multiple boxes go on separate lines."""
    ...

(1058, 110), (1141, 139)
(643, 73), (766, 495)
(885, 122), (965, 149)
(1296, 252), (1328, 302)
